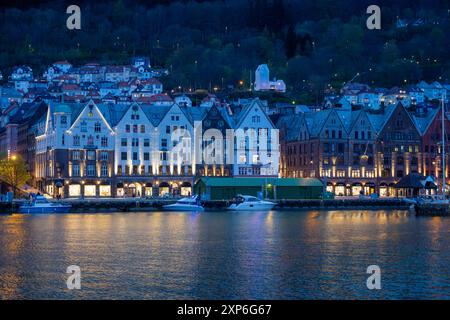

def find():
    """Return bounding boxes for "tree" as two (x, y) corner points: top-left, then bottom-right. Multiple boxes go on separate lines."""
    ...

(285, 24), (297, 59)
(0, 155), (31, 198)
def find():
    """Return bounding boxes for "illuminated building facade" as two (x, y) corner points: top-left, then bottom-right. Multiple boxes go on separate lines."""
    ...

(34, 99), (279, 198)
(278, 102), (448, 197)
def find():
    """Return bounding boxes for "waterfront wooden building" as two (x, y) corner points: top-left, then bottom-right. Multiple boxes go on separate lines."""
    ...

(194, 177), (323, 200)
(278, 102), (449, 197)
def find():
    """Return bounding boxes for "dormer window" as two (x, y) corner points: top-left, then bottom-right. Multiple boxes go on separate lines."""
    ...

(88, 105), (94, 117)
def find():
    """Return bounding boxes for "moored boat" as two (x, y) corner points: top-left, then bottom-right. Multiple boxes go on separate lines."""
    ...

(19, 196), (72, 214)
(162, 196), (204, 212)
(414, 202), (450, 216)
(227, 195), (276, 211)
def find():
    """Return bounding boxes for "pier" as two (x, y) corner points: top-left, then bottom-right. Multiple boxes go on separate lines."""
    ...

(1, 198), (411, 214)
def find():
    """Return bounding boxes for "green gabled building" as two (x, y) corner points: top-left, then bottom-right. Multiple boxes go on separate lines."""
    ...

(194, 177), (323, 200)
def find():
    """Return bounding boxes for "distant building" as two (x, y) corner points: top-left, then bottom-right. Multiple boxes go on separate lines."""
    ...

(44, 61), (73, 81)
(9, 66), (34, 93)
(174, 94), (192, 107)
(417, 81), (447, 101)
(131, 56), (151, 69)
(254, 64), (286, 93)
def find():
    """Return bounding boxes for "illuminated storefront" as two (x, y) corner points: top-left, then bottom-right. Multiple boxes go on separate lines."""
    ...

(84, 185), (96, 197)
(379, 183), (388, 197)
(159, 182), (170, 196)
(69, 184), (81, 197)
(180, 182), (192, 196)
(99, 185), (111, 197)
(144, 183), (152, 196)
(351, 183), (362, 196)
(334, 184), (345, 196)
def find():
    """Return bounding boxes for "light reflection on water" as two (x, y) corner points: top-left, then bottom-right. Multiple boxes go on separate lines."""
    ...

(0, 210), (449, 300)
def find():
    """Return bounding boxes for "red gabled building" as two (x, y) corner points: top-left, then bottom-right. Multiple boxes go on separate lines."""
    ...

(414, 108), (450, 190)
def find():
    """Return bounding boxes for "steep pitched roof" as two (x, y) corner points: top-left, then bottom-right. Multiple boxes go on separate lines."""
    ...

(412, 108), (440, 136)
(367, 104), (397, 133)
(141, 104), (172, 127)
(233, 98), (275, 129)
(304, 109), (332, 137)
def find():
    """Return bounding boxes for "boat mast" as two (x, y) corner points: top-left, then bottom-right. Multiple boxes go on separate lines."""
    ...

(442, 92), (446, 196)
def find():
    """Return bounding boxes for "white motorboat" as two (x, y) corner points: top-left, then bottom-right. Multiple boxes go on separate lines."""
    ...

(416, 194), (449, 205)
(19, 195), (72, 214)
(227, 195), (276, 211)
(162, 196), (204, 212)
(402, 197), (418, 204)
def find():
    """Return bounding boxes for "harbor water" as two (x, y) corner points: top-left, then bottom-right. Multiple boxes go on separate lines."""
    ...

(0, 210), (449, 299)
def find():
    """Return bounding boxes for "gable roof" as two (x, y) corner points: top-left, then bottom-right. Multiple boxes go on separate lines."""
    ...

(278, 114), (306, 142)
(412, 108), (440, 136)
(348, 109), (376, 134)
(367, 104), (397, 133)
(141, 104), (172, 127)
(234, 98), (275, 129)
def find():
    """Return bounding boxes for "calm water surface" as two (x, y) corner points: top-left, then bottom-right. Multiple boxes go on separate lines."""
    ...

(0, 210), (449, 299)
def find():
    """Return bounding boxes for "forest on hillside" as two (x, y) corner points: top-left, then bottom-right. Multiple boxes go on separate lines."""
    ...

(0, 0), (449, 103)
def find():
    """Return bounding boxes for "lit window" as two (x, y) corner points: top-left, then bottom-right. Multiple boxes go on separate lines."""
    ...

(86, 164), (96, 176)
(101, 163), (108, 176)
(69, 184), (81, 197)
(84, 185), (96, 196)
(99, 185), (111, 197)
(72, 151), (80, 160)
(72, 164), (80, 177)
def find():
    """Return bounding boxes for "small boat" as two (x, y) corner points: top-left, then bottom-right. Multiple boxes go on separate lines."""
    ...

(19, 196), (72, 214)
(227, 195), (276, 211)
(416, 194), (449, 205)
(162, 196), (204, 212)
(402, 197), (418, 204)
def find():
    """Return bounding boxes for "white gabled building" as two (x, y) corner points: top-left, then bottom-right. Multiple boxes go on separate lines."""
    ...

(155, 103), (194, 178)
(232, 99), (279, 177)
(35, 100), (116, 197)
(113, 103), (155, 197)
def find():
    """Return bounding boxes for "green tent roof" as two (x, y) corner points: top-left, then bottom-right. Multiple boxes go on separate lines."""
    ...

(196, 177), (323, 187)
(52, 103), (72, 113)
